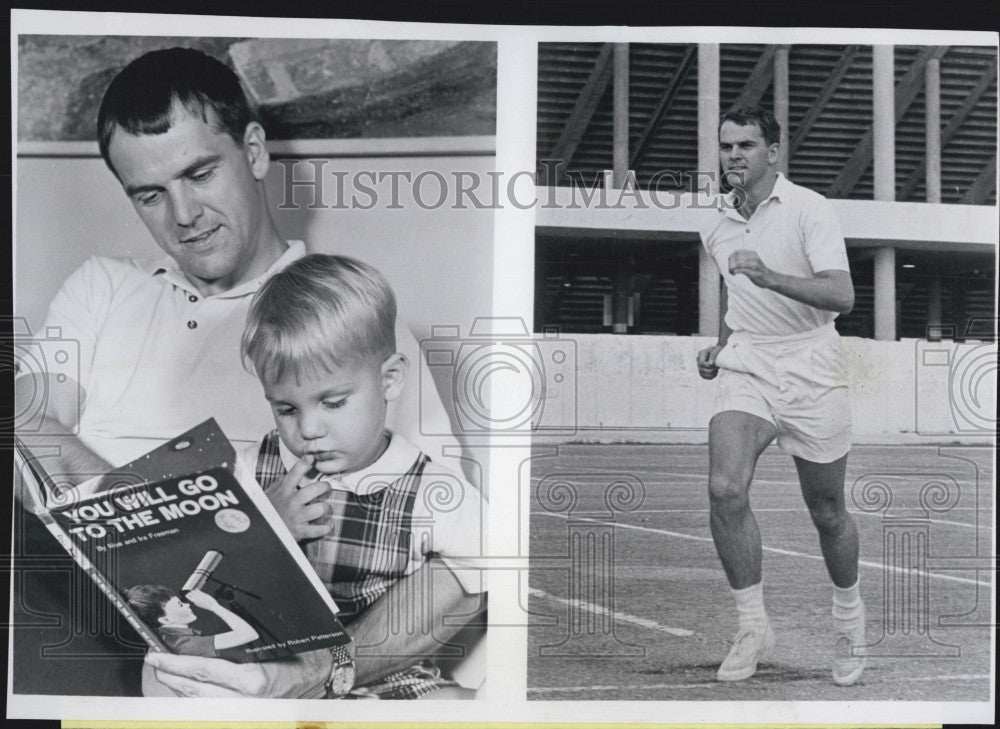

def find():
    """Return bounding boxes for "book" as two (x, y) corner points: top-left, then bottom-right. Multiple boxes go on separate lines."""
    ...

(15, 419), (351, 664)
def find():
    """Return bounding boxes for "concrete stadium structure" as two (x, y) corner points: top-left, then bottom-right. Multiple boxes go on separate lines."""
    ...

(534, 43), (997, 444)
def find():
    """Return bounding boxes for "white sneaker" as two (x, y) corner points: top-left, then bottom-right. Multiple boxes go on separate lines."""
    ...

(832, 599), (867, 686)
(716, 622), (775, 681)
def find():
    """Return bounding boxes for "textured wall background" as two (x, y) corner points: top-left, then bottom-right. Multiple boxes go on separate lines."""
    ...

(530, 334), (995, 444)
(18, 36), (497, 141)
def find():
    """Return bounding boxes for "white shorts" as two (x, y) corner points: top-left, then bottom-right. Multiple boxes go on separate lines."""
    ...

(713, 322), (852, 463)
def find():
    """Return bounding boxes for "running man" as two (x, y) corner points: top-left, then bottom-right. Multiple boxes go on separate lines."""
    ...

(696, 106), (866, 686)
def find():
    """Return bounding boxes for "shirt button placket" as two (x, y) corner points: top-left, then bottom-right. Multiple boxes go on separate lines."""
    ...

(187, 292), (200, 330)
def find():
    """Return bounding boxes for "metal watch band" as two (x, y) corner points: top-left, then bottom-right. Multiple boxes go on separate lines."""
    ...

(324, 644), (356, 699)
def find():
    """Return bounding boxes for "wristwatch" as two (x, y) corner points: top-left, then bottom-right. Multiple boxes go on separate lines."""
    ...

(324, 644), (356, 699)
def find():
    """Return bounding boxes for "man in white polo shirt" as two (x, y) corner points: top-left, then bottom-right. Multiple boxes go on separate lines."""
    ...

(13, 47), (477, 699)
(696, 106), (865, 686)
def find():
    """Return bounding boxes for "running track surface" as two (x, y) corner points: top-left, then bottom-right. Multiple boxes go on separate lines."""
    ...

(527, 443), (994, 701)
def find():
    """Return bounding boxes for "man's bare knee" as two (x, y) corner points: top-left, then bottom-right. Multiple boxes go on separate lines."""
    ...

(709, 472), (751, 517)
(807, 497), (848, 536)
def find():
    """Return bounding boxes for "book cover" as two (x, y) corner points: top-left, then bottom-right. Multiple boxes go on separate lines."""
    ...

(17, 419), (351, 664)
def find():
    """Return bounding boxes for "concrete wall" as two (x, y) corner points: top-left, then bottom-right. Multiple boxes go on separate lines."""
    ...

(536, 187), (999, 250)
(14, 152), (495, 340)
(536, 334), (996, 445)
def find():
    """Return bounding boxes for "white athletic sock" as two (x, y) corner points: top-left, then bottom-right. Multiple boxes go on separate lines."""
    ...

(732, 582), (768, 631)
(832, 579), (862, 625)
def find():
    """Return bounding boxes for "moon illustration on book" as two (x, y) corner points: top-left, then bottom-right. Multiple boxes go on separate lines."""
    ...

(215, 508), (251, 534)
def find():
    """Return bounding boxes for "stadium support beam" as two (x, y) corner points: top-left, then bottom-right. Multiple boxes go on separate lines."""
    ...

(548, 43), (614, 169)
(872, 45), (896, 202)
(827, 45), (949, 200)
(699, 248), (721, 338)
(960, 156), (998, 205)
(730, 45), (777, 111)
(774, 45), (790, 175)
(928, 277), (943, 337)
(698, 43), (721, 337)
(789, 45), (859, 158)
(613, 43), (630, 188)
(872, 45), (897, 341)
(630, 45), (696, 168)
(612, 265), (630, 334)
(874, 247), (897, 341)
(899, 62), (997, 202)
(924, 58), (942, 204)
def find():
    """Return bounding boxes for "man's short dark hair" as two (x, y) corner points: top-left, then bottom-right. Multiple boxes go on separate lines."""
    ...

(97, 47), (258, 176)
(720, 105), (781, 147)
(124, 583), (176, 625)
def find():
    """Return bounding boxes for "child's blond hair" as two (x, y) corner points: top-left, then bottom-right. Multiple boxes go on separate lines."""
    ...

(241, 254), (396, 384)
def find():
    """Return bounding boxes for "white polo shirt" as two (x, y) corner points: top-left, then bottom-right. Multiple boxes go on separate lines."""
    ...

(702, 174), (850, 336)
(36, 242), (457, 467)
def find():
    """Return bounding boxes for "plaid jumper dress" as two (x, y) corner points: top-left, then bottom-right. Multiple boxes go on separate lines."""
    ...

(254, 430), (455, 699)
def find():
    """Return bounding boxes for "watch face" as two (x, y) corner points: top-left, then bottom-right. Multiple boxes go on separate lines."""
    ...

(330, 663), (356, 696)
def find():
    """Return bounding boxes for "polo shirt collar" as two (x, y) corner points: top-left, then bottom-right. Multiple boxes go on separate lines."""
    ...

(720, 172), (789, 222)
(143, 241), (307, 299)
(768, 172), (792, 203)
(276, 430), (421, 496)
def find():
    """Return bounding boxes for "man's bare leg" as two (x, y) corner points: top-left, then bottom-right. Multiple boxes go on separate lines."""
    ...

(794, 454), (866, 686)
(794, 455), (857, 587)
(708, 411), (777, 588)
(708, 410), (777, 681)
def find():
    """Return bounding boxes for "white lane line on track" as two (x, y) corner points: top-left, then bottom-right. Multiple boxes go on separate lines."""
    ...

(531, 507), (984, 529)
(528, 682), (717, 693)
(531, 475), (799, 485)
(534, 512), (991, 587)
(858, 513), (982, 529)
(903, 674), (994, 681)
(529, 587), (695, 638)
(527, 673), (992, 694)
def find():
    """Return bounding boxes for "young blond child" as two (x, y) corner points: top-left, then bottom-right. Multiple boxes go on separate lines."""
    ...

(237, 254), (485, 699)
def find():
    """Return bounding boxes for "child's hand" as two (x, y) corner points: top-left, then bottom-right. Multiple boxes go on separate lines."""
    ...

(265, 455), (334, 541)
(184, 589), (220, 611)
